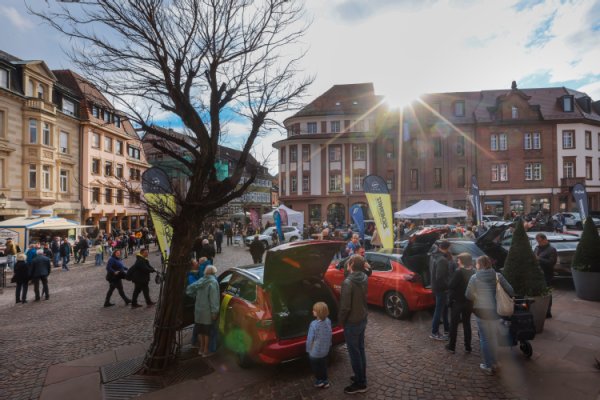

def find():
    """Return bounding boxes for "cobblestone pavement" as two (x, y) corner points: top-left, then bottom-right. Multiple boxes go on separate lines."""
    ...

(0, 244), (554, 399)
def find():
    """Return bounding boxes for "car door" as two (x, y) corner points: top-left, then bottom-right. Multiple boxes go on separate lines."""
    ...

(365, 253), (392, 305)
(324, 257), (347, 297)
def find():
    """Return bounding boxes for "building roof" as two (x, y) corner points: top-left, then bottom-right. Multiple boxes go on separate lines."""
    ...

(286, 83), (384, 122)
(53, 69), (115, 113)
(0, 49), (21, 63)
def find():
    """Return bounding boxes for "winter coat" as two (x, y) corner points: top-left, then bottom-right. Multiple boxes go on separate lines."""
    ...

(30, 255), (51, 279)
(186, 275), (220, 325)
(429, 249), (450, 294)
(51, 240), (60, 254)
(128, 253), (156, 284)
(215, 230), (224, 244)
(306, 318), (332, 359)
(26, 248), (38, 264)
(199, 243), (216, 261)
(465, 268), (514, 320)
(535, 243), (557, 272)
(5, 241), (16, 256)
(13, 260), (31, 283)
(59, 242), (72, 257)
(249, 238), (265, 260)
(339, 271), (369, 325)
(448, 267), (475, 305)
(106, 254), (128, 282)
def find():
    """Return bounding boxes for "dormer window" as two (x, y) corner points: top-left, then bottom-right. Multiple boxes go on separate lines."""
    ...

(103, 110), (111, 123)
(0, 68), (8, 89)
(92, 105), (99, 118)
(27, 80), (34, 97)
(511, 106), (519, 119)
(114, 115), (121, 128)
(62, 99), (75, 116)
(37, 83), (45, 100)
(563, 96), (574, 112)
(352, 101), (358, 105)
(335, 102), (341, 106)
(454, 101), (465, 117)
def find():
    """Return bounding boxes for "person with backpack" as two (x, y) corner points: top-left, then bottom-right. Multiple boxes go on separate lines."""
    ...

(445, 252), (475, 354)
(128, 248), (156, 308)
(104, 249), (131, 307)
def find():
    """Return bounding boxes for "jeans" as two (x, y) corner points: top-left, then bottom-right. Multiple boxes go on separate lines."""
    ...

(344, 319), (367, 386)
(448, 302), (472, 351)
(475, 317), (499, 368)
(95, 253), (103, 266)
(7, 254), (16, 271)
(53, 253), (60, 268)
(309, 356), (328, 382)
(431, 292), (449, 335)
(62, 256), (70, 270)
(16, 281), (28, 302)
(32, 277), (49, 300)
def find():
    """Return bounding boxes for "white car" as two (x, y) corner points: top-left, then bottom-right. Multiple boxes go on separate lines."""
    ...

(244, 226), (301, 248)
(481, 215), (502, 228)
(553, 212), (600, 229)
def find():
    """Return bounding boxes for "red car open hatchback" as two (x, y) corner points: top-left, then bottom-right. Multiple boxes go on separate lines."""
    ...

(217, 241), (345, 367)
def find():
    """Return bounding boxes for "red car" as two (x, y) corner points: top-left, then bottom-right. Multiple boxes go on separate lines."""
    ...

(324, 250), (434, 319)
(217, 241), (345, 367)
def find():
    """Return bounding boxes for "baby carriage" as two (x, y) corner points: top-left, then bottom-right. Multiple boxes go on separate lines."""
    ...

(499, 297), (536, 358)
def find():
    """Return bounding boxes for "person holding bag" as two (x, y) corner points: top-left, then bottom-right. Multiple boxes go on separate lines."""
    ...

(104, 249), (131, 307)
(465, 255), (514, 375)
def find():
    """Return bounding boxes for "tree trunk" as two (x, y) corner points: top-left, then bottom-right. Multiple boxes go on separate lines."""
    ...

(142, 222), (196, 373)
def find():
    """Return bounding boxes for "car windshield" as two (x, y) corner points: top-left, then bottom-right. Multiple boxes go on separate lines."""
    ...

(240, 266), (264, 283)
(448, 242), (486, 258)
(548, 242), (579, 250)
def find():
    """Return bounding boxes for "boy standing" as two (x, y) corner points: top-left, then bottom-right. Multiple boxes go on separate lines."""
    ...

(307, 302), (332, 389)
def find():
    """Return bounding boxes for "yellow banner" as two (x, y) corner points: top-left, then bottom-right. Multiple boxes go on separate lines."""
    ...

(219, 294), (233, 334)
(365, 192), (394, 249)
(144, 193), (175, 262)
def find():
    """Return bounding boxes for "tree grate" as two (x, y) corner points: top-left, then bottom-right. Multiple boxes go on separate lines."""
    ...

(100, 356), (144, 383)
(103, 375), (163, 400)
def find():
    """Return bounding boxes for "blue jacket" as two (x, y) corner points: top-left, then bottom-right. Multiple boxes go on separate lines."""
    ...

(26, 248), (38, 264)
(106, 255), (128, 281)
(306, 318), (332, 359)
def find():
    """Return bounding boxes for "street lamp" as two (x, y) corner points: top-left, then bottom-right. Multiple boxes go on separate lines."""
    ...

(0, 193), (7, 209)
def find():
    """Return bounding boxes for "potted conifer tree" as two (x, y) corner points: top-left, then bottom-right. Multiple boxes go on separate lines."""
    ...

(571, 217), (600, 301)
(503, 220), (550, 333)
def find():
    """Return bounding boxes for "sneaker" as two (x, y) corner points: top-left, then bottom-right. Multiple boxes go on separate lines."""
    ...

(104, 303), (115, 308)
(480, 363), (494, 376)
(444, 344), (455, 354)
(314, 380), (325, 388)
(344, 384), (368, 394)
(321, 381), (330, 389)
(442, 333), (450, 341)
(429, 333), (445, 341)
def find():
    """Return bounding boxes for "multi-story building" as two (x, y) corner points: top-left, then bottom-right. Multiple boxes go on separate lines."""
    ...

(54, 70), (149, 233)
(0, 50), (81, 221)
(142, 128), (273, 219)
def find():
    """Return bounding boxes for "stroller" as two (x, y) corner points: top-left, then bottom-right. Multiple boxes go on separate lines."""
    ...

(499, 297), (536, 358)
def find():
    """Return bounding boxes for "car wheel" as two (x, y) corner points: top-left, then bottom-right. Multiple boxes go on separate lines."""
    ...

(384, 291), (410, 320)
(289, 236), (298, 242)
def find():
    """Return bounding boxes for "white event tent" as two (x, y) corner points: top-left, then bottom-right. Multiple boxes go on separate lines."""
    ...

(394, 200), (467, 220)
(261, 205), (304, 232)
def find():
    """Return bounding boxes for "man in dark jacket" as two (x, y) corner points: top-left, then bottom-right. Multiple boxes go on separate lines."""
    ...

(50, 237), (61, 268)
(59, 238), (71, 271)
(339, 254), (369, 394)
(199, 239), (216, 263)
(445, 252), (475, 353)
(535, 233), (557, 318)
(129, 248), (156, 308)
(31, 250), (51, 301)
(249, 235), (265, 263)
(214, 229), (224, 254)
(429, 240), (451, 340)
(76, 236), (89, 263)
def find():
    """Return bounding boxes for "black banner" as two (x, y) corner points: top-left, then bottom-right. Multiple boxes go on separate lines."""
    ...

(470, 175), (483, 225)
(572, 183), (589, 221)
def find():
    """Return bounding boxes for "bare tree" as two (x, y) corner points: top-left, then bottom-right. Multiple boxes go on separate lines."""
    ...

(31, 0), (312, 372)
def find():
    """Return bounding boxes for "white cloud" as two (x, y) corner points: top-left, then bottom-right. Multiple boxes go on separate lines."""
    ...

(0, 6), (33, 30)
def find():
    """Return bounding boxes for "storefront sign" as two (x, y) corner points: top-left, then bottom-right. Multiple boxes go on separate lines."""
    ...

(0, 228), (19, 246)
(31, 209), (53, 216)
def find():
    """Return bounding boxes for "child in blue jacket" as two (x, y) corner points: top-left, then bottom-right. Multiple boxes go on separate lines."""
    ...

(306, 302), (332, 389)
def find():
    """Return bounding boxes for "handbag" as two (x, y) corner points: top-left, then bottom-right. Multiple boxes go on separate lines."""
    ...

(496, 273), (514, 317)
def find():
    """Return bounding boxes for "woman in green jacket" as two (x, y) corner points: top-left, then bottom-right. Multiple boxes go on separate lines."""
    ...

(186, 265), (219, 356)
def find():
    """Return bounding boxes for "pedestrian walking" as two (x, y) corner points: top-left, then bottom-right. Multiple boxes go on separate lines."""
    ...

(199, 239), (216, 264)
(104, 249), (131, 307)
(307, 302), (332, 389)
(466, 255), (514, 375)
(249, 235), (265, 264)
(50, 237), (61, 268)
(76, 236), (89, 263)
(429, 241), (451, 341)
(95, 241), (104, 266)
(186, 265), (219, 357)
(30, 250), (51, 301)
(339, 254), (369, 394)
(534, 233), (556, 318)
(445, 252), (475, 354)
(12, 253), (30, 303)
(59, 238), (71, 271)
(225, 225), (233, 246)
(215, 229), (223, 254)
(128, 248), (156, 308)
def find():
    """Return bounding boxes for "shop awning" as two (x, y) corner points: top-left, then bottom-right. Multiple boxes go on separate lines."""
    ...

(0, 216), (92, 230)
(29, 223), (94, 230)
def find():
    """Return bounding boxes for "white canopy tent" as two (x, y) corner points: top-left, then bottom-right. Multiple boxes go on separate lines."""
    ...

(261, 205), (304, 232)
(394, 200), (467, 220)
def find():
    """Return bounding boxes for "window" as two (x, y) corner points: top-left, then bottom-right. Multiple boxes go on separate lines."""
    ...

(42, 165), (50, 190)
(563, 160), (574, 178)
(60, 170), (68, 192)
(127, 145), (141, 159)
(116, 164), (123, 178)
(289, 146), (297, 163)
(562, 130), (574, 149)
(433, 138), (442, 157)
(307, 122), (317, 134)
(92, 105), (99, 118)
(116, 140), (123, 155)
(585, 131), (592, 150)
(499, 133), (507, 151)
(434, 168), (442, 188)
(29, 119), (37, 143)
(457, 136), (465, 156)
(0, 68), (8, 88)
(114, 115), (121, 128)
(457, 167), (465, 188)
(92, 133), (100, 148)
(37, 83), (44, 100)
(353, 144), (366, 161)
(62, 99), (75, 116)
(116, 189), (124, 204)
(410, 169), (419, 190)
(525, 163), (542, 181)
(524, 132), (541, 150)
(328, 145), (341, 162)
(104, 137), (113, 153)
(532, 132), (541, 149)
(302, 175), (310, 192)
(59, 131), (69, 153)
(329, 174), (342, 191)
(104, 161), (113, 176)
(353, 172), (365, 191)
(290, 175), (297, 192)
(492, 164), (508, 182)
(353, 119), (364, 132)
(385, 138), (395, 159)
(490, 134), (498, 151)
(386, 171), (394, 190)
(511, 106), (519, 119)
(103, 110), (111, 123)
(330, 121), (341, 133)
(91, 158), (100, 174)
(563, 96), (573, 112)
(0, 110), (3, 138)
(129, 168), (141, 181)
(105, 188), (112, 204)
(280, 147), (286, 164)
(42, 123), (51, 146)
(454, 101), (465, 117)
(130, 192), (141, 205)
(28, 165), (36, 189)
(92, 187), (100, 203)
(302, 145), (310, 162)
(586, 158), (592, 180)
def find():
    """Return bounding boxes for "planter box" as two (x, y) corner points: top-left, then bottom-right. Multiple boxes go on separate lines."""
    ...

(572, 269), (600, 301)
(529, 295), (551, 333)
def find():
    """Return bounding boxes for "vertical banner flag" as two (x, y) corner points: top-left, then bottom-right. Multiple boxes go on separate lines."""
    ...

(350, 204), (365, 240)
(142, 167), (175, 263)
(363, 175), (394, 249)
(572, 183), (589, 221)
(250, 209), (259, 230)
(470, 175), (483, 225)
(273, 210), (284, 242)
(279, 208), (289, 226)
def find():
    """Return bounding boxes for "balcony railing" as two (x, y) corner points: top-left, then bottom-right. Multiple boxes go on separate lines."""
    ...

(25, 99), (56, 114)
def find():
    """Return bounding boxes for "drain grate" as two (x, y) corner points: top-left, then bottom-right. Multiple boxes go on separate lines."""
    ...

(103, 375), (163, 400)
(100, 357), (144, 383)
(164, 356), (214, 386)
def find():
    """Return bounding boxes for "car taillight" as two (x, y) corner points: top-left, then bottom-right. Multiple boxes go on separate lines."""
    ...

(256, 319), (273, 329)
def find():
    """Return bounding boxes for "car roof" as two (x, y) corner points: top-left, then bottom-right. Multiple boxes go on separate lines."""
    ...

(525, 232), (579, 241)
(228, 265), (265, 284)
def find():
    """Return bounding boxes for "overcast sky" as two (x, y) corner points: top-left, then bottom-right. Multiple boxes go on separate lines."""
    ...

(1, 0), (600, 172)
